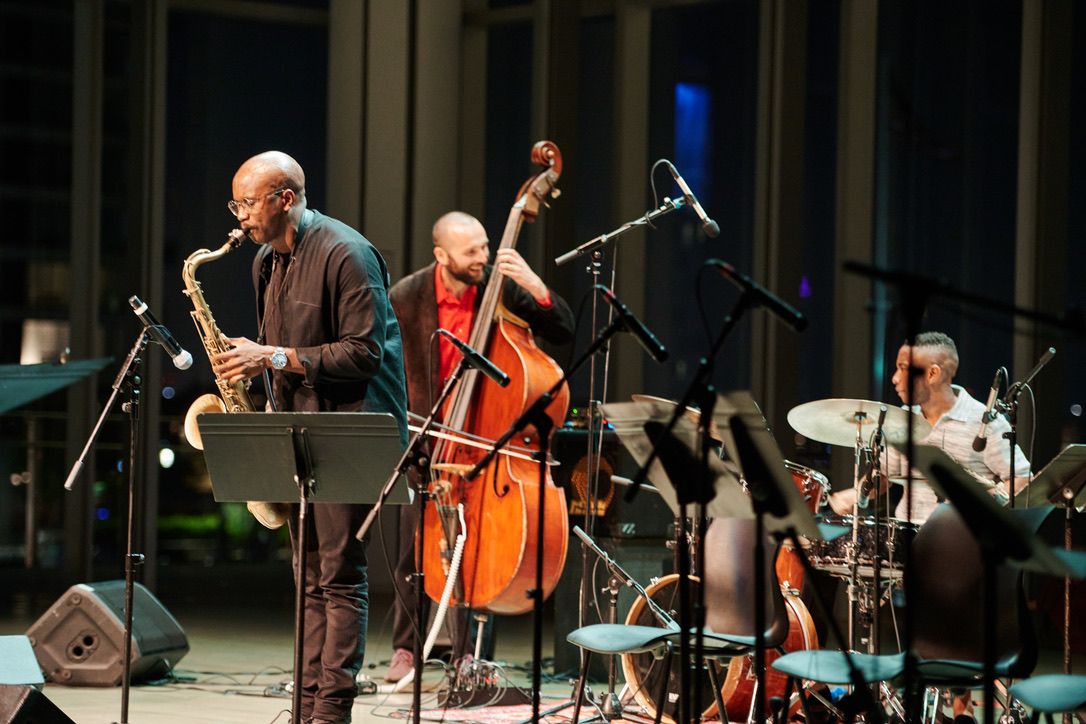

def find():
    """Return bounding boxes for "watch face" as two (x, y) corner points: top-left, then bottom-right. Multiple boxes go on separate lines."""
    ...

(272, 349), (287, 369)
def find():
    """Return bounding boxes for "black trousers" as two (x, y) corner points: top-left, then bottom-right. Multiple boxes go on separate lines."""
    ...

(289, 502), (368, 723)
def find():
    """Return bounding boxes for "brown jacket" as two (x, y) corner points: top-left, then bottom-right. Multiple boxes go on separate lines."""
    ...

(388, 261), (574, 419)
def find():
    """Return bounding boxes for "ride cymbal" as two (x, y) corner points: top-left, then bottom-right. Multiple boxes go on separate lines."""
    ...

(787, 398), (932, 447)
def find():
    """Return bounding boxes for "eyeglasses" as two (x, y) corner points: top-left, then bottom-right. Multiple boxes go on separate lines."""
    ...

(228, 188), (287, 217)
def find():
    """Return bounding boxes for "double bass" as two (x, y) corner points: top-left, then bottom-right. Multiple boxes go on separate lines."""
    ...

(421, 141), (570, 615)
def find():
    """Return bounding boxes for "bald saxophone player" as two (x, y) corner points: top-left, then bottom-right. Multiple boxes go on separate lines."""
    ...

(212, 151), (408, 724)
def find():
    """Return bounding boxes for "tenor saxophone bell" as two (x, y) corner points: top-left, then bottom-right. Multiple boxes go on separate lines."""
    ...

(183, 393), (226, 450)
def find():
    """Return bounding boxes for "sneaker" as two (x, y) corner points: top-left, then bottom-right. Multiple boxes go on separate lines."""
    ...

(384, 648), (414, 682)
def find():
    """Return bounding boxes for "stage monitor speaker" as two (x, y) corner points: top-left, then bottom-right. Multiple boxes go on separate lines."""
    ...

(552, 426), (672, 540)
(26, 581), (189, 686)
(0, 685), (76, 724)
(0, 636), (44, 687)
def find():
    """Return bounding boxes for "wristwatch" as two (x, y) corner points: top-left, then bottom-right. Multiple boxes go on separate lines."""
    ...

(270, 346), (288, 370)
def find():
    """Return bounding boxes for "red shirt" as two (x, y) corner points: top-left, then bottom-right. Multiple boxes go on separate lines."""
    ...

(435, 264), (478, 382)
(434, 263), (552, 382)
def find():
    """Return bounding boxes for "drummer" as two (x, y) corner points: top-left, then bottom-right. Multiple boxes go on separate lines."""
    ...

(828, 331), (1031, 524)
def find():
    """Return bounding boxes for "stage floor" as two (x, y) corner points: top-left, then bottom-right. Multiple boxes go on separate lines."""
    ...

(1, 562), (1080, 724)
(0, 563), (578, 724)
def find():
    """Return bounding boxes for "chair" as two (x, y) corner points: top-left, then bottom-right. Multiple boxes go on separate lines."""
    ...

(1008, 674), (1086, 723)
(773, 503), (1041, 723)
(566, 517), (791, 724)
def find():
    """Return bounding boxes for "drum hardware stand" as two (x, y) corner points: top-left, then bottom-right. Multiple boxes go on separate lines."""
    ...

(846, 407), (888, 656)
(568, 525), (674, 724)
(775, 524), (887, 724)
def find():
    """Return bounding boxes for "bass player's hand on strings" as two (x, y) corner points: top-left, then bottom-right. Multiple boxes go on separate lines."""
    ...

(495, 248), (550, 304)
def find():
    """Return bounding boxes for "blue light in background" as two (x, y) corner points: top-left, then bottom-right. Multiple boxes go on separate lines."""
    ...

(96, 508), (110, 521)
(800, 276), (812, 298)
(674, 83), (712, 203)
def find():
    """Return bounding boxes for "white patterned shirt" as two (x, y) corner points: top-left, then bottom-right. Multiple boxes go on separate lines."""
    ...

(885, 385), (1031, 523)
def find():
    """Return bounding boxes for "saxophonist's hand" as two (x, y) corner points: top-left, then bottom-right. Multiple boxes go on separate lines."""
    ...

(212, 336), (277, 383)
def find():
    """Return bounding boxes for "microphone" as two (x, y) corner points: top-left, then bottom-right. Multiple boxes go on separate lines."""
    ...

(710, 260), (808, 332)
(858, 407), (887, 509)
(873, 405), (888, 447)
(667, 161), (720, 238)
(129, 295), (193, 370)
(437, 329), (510, 387)
(972, 367), (1004, 452)
(597, 286), (669, 363)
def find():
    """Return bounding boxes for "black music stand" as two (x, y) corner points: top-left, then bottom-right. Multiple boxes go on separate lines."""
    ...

(0, 358), (112, 415)
(197, 411), (405, 724)
(602, 392), (825, 724)
(904, 444), (1086, 724)
(599, 398), (752, 521)
(1012, 443), (1086, 678)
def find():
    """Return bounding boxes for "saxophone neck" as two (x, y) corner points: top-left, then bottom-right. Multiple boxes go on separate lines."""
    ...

(184, 231), (248, 284)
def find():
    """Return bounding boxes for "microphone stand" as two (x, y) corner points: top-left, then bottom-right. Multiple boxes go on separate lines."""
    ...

(464, 316), (634, 724)
(555, 197), (697, 711)
(580, 251), (621, 719)
(355, 357), (475, 724)
(999, 347), (1055, 511)
(624, 286), (800, 724)
(63, 329), (151, 724)
(553, 197), (691, 267)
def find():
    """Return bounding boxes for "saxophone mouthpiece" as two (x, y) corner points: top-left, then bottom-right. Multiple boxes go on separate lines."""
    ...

(228, 228), (250, 246)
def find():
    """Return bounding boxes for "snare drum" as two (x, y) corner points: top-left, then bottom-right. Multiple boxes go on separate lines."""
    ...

(807, 514), (918, 580)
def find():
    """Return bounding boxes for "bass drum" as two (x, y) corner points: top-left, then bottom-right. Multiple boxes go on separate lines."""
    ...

(620, 575), (720, 724)
(714, 589), (818, 722)
(620, 575), (818, 724)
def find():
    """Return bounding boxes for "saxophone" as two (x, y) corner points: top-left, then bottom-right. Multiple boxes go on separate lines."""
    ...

(182, 229), (290, 530)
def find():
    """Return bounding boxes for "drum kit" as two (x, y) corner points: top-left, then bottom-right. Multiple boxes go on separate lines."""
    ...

(579, 394), (934, 724)
(786, 397), (931, 657)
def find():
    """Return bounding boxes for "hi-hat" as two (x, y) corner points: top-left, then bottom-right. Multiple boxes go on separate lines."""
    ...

(787, 398), (932, 448)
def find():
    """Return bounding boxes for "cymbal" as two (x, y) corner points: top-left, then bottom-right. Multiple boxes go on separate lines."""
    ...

(630, 393), (724, 442)
(787, 398), (932, 448)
